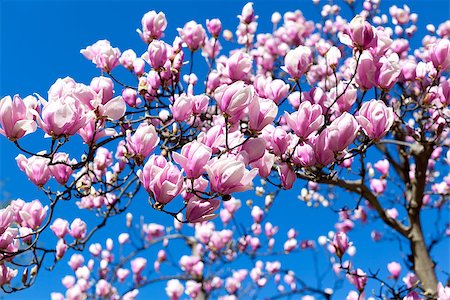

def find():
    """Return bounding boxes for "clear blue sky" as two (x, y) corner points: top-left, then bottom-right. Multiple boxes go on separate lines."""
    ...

(0, 0), (449, 299)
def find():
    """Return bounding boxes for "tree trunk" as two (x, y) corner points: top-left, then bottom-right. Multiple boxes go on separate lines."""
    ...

(409, 214), (438, 296)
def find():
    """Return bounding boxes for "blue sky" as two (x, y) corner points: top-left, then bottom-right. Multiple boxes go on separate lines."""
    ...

(0, 0), (449, 299)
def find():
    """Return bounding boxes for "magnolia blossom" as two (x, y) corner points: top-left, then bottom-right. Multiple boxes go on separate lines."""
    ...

(138, 156), (184, 206)
(69, 218), (87, 240)
(147, 40), (171, 69)
(284, 101), (324, 139)
(0, 95), (37, 141)
(38, 95), (91, 138)
(50, 218), (70, 239)
(356, 100), (394, 140)
(214, 81), (254, 121)
(16, 154), (51, 187)
(248, 97), (278, 132)
(177, 21), (206, 51)
(205, 156), (258, 195)
(340, 15), (377, 50)
(165, 279), (184, 300)
(173, 140), (212, 179)
(347, 268), (368, 292)
(126, 123), (159, 165)
(80, 40), (121, 72)
(137, 10), (167, 43)
(186, 198), (220, 223)
(326, 112), (360, 152)
(19, 200), (48, 230)
(331, 232), (349, 259)
(387, 261), (402, 280)
(282, 46), (313, 79)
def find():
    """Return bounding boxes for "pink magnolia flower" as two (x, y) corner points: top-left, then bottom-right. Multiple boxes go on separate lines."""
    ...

(137, 10), (167, 43)
(150, 163), (184, 205)
(0, 264), (18, 286)
(326, 112), (359, 152)
(50, 218), (70, 239)
(0, 207), (14, 235)
(293, 143), (316, 167)
(325, 46), (341, 69)
(49, 152), (75, 185)
(331, 232), (349, 259)
(313, 131), (335, 166)
(68, 254), (84, 271)
(177, 21), (206, 51)
(126, 123), (159, 165)
(377, 53), (401, 90)
(251, 206), (264, 224)
(38, 95), (90, 138)
(192, 94), (209, 115)
(437, 282), (450, 300)
(186, 280), (202, 299)
(89, 243), (101, 256)
(122, 88), (141, 107)
(347, 268), (368, 292)
(206, 18), (222, 37)
(69, 218), (87, 240)
(137, 155), (167, 193)
(284, 238), (297, 253)
(205, 156), (258, 195)
(173, 140), (212, 179)
(278, 163), (296, 190)
(250, 151), (275, 178)
(282, 46), (313, 79)
(116, 268), (130, 283)
(340, 15), (377, 50)
(95, 279), (111, 297)
(356, 51), (377, 90)
(165, 279), (184, 300)
(266, 126), (290, 156)
(247, 97), (278, 132)
(284, 101), (324, 139)
(90, 76), (114, 104)
(118, 233), (130, 244)
(239, 2), (256, 23)
(119, 49), (137, 70)
(387, 261), (401, 280)
(131, 257), (147, 274)
(429, 38), (450, 70)
(185, 197), (220, 223)
(0, 227), (18, 250)
(0, 95), (37, 141)
(16, 154), (51, 187)
(386, 208), (399, 219)
(80, 40), (121, 72)
(143, 223), (165, 241)
(370, 178), (387, 194)
(356, 100), (394, 140)
(147, 40), (171, 69)
(223, 51), (253, 82)
(374, 159), (390, 176)
(402, 272), (419, 288)
(56, 239), (68, 259)
(214, 81), (254, 121)
(171, 94), (195, 122)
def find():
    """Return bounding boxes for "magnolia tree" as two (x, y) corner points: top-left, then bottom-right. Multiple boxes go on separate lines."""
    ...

(0, 0), (449, 299)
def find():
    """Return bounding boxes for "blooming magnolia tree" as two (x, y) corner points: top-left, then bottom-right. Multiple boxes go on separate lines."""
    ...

(0, 0), (449, 299)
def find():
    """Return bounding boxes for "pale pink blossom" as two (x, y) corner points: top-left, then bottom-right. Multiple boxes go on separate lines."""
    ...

(205, 156), (258, 195)
(137, 11), (167, 43)
(186, 197), (220, 223)
(0, 95), (37, 141)
(50, 218), (70, 239)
